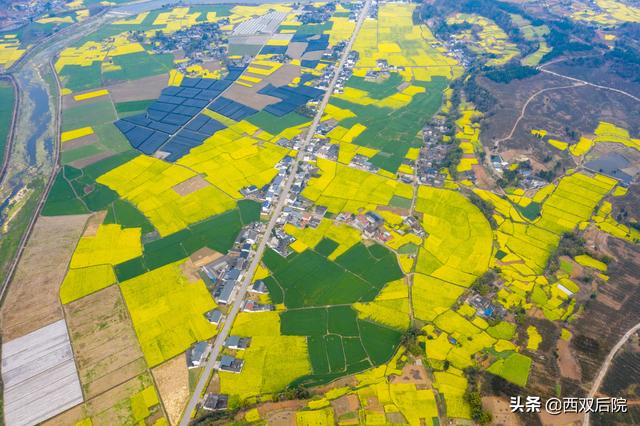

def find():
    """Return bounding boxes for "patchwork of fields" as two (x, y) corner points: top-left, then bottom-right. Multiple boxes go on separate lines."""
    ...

(3, 0), (640, 425)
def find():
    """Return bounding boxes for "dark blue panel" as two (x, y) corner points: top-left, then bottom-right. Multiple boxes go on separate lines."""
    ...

(176, 128), (208, 142)
(291, 33), (309, 42)
(162, 86), (182, 96)
(148, 120), (180, 134)
(123, 114), (152, 127)
(265, 102), (297, 117)
(305, 40), (328, 53)
(212, 80), (232, 91)
(171, 136), (201, 147)
(158, 95), (186, 105)
(300, 73), (314, 84)
(295, 85), (324, 98)
(126, 125), (154, 147)
(148, 101), (177, 113)
(138, 131), (169, 154)
(199, 120), (225, 135)
(185, 114), (210, 131)
(209, 97), (232, 111)
(225, 66), (246, 81)
(165, 149), (189, 162)
(181, 77), (201, 87)
(147, 109), (168, 121)
(260, 45), (287, 54)
(195, 89), (220, 101)
(160, 113), (191, 126)
(173, 105), (201, 116)
(301, 60), (319, 68)
(195, 79), (214, 89)
(177, 87), (202, 98)
(183, 98), (209, 108)
(115, 120), (135, 134)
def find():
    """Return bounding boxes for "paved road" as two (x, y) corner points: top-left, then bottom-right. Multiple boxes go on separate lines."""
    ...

(177, 1), (372, 423)
(584, 322), (640, 426)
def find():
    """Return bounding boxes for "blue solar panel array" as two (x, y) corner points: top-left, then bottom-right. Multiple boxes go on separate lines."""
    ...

(300, 60), (320, 69)
(260, 45), (288, 55)
(291, 33), (329, 55)
(208, 97), (258, 121)
(113, 64), (326, 160)
(258, 83), (324, 116)
(114, 69), (246, 161)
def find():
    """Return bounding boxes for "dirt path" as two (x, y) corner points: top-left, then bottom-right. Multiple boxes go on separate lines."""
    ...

(492, 82), (583, 149)
(584, 322), (640, 425)
(539, 68), (640, 103)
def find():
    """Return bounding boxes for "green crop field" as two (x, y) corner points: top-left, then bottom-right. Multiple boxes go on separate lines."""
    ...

(315, 238), (339, 257)
(346, 72), (404, 100)
(487, 352), (532, 387)
(0, 80), (15, 161)
(115, 100), (154, 114)
(330, 77), (447, 172)
(62, 100), (116, 131)
(103, 52), (174, 83)
(59, 63), (102, 92)
(263, 241), (404, 386)
(282, 305), (402, 387)
(104, 199), (155, 234)
(247, 110), (309, 135)
(115, 200), (260, 281)
(263, 249), (375, 307)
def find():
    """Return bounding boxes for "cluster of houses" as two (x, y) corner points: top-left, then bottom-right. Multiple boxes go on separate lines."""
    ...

(1, 0), (69, 32)
(416, 117), (450, 186)
(149, 21), (227, 59)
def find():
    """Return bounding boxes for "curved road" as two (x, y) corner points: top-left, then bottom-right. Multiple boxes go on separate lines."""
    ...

(584, 322), (640, 425)
(492, 82), (583, 148)
(493, 62), (640, 149)
(539, 68), (640, 103)
(177, 1), (372, 423)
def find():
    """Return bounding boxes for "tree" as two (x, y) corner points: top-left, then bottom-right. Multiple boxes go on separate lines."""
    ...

(464, 391), (492, 425)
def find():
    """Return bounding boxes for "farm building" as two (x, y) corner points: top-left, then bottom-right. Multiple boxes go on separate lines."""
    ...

(224, 336), (251, 350)
(203, 393), (229, 411)
(187, 341), (209, 368)
(217, 355), (244, 373)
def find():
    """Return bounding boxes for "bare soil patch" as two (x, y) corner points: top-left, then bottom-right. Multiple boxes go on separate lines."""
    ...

(64, 285), (145, 399)
(286, 42), (307, 59)
(172, 175), (211, 196)
(107, 74), (168, 103)
(82, 210), (107, 237)
(482, 396), (521, 426)
(152, 353), (189, 425)
(61, 133), (99, 151)
(390, 359), (431, 387)
(62, 91), (109, 111)
(301, 50), (324, 61)
(538, 410), (582, 426)
(69, 151), (116, 169)
(1, 214), (89, 341)
(557, 339), (582, 381)
(331, 394), (359, 418)
(189, 247), (222, 267)
(224, 83), (280, 110)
